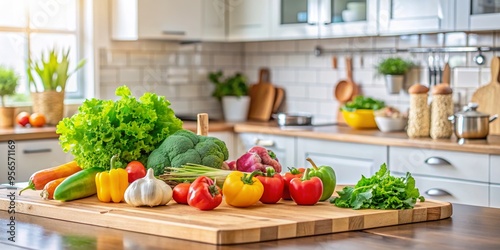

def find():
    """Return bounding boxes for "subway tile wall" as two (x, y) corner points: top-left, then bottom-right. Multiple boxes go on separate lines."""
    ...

(99, 32), (500, 123)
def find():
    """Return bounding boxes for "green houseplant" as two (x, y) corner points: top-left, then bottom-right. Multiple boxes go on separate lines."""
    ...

(208, 71), (250, 122)
(0, 66), (19, 127)
(27, 47), (86, 125)
(376, 57), (413, 94)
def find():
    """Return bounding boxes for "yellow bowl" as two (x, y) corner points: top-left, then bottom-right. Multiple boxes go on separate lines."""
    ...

(342, 109), (378, 129)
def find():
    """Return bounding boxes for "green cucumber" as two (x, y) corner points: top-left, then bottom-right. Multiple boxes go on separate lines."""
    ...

(53, 167), (105, 201)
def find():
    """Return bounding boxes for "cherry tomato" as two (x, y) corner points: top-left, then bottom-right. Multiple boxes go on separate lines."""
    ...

(172, 182), (191, 204)
(125, 161), (146, 183)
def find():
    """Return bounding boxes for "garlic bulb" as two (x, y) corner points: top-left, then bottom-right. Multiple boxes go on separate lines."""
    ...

(124, 168), (172, 207)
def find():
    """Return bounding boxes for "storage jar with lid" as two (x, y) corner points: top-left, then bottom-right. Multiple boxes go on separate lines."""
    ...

(430, 84), (453, 139)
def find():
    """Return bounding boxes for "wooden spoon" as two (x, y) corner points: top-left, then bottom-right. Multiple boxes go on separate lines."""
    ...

(334, 57), (356, 103)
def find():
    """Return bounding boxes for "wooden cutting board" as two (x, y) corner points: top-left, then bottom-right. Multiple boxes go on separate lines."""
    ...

(0, 189), (452, 245)
(471, 57), (500, 135)
(248, 68), (276, 121)
(272, 86), (285, 113)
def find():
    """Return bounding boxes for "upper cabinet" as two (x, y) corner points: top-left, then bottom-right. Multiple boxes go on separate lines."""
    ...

(111, 0), (204, 41)
(378, 0), (455, 35)
(227, 0), (272, 41)
(456, 0), (500, 31)
(269, 0), (320, 40)
(319, 0), (378, 38)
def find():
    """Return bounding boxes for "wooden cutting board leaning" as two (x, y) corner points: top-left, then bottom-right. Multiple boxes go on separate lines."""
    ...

(0, 189), (452, 245)
(471, 57), (500, 135)
(248, 68), (276, 121)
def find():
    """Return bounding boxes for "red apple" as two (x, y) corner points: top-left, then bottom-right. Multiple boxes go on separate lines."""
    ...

(16, 112), (30, 127)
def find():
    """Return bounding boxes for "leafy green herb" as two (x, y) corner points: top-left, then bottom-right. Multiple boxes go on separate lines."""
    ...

(331, 164), (425, 210)
(56, 86), (183, 170)
(208, 71), (248, 101)
(341, 95), (385, 112)
(376, 57), (413, 75)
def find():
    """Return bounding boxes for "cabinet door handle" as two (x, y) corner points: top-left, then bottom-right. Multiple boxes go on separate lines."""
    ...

(425, 188), (452, 197)
(23, 148), (52, 154)
(424, 157), (451, 166)
(162, 30), (186, 36)
(254, 139), (275, 147)
(323, 22), (332, 25)
(307, 22), (317, 25)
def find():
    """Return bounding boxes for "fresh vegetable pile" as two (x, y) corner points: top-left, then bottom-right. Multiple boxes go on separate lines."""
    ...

(57, 86), (183, 169)
(341, 95), (385, 112)
(332, 164), (425, 210)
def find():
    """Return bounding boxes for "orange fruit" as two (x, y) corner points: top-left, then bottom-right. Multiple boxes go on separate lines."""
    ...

(16, 111), (31, 127)
(29, 113), (46, 127)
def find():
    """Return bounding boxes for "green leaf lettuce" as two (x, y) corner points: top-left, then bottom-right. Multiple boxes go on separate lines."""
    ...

(56, 85), (183, 170)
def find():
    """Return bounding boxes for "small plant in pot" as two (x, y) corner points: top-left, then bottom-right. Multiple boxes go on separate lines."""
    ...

(27, 47), (86, 125)
(376, 57), (413, 94)
(0, 66), (19, 128)
(208, 71), (250, 122)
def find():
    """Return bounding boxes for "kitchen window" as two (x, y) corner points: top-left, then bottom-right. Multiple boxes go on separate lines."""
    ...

(0, 0), (84, 101)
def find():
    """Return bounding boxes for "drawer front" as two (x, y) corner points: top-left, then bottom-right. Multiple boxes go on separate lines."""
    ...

(407, 175), (489, 207)
(490, 155), (500, 184)
(297, 138), (388, 185)
(389, 146), (489, 182)
(236, 133), (296, 174)
(15, 139), (73, 182)
(490, 184), (500, 208)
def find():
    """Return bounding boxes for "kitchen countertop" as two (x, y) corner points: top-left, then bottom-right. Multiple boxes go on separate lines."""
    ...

(2, 121), (499, 154)
(1, 203), (499, 249)
(0, 121), (234, 142)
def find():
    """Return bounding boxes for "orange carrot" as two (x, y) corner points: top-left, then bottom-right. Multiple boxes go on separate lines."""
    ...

(40, 177), (66, 200)
(19, 161), (82, 195)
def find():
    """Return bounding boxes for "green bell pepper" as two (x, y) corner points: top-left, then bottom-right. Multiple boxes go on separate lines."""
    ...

(306, 158), (336, 201)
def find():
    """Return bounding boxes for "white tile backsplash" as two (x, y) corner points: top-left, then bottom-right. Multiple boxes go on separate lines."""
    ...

(99, 32), (497, 122)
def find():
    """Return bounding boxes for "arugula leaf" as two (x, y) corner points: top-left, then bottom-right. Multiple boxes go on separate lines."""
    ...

(331, 163), (425, 210)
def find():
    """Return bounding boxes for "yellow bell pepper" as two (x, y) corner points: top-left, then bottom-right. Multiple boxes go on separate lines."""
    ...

(222, 170), (264, 207)
(95, 154), (129, 203)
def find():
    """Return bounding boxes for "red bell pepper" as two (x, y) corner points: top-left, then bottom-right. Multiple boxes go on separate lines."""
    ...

(289, 168), (323, 205)
(256, 167), (285, 204)
(187, 176), (222, 210)
(282, 167), (305, 200)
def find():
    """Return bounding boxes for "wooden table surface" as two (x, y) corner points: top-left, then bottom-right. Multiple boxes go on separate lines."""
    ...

(1, 204), (499, 250)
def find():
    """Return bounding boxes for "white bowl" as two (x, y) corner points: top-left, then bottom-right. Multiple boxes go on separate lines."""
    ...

(342, 9), (366, 22)
(375, 116), (407, 132)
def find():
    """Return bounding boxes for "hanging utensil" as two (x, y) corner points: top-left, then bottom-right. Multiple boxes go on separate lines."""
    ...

(427, 54), (435, 87)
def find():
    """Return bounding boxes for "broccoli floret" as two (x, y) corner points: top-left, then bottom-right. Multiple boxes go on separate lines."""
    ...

(146, 129), (229, 175)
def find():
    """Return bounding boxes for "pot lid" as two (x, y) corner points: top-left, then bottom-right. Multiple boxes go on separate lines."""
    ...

(455, 103), (489, 118)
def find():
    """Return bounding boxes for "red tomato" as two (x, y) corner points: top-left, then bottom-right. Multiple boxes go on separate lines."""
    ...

(187, 176), (222, 211)
(16, 112), (30, 127)
(125, 161), (147, 183)
(172, 182), (191, 204)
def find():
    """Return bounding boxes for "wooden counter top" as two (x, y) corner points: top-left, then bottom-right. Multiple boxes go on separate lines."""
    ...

(234, 122), (500, 154)
(0, 121), (234, 142)
(2, 120), (499, 154)
(1, 203), (499, 249)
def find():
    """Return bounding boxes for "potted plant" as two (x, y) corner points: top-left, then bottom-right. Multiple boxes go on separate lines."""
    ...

(0, 66), (19, 128)
(376, 57), (413, 94)
(208, 71), (250, 122)
(27, 47), (86, 125)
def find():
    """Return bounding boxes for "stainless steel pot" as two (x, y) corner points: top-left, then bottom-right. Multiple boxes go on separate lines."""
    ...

(272, 113), (313, 127)
(448, 103), (498, 139)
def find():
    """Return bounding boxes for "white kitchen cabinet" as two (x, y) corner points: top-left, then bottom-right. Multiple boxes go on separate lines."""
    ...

(389, 146), (489, 183)
(296, 138), (387, 185)
(227, 0), (272, 41)
(378, 0), (455, 35)
(319, 0), (378, 38)
(235, 133), (296, 173)
(406, 175), (489, 207)
(269, 0), (319, 40)
(456, 0), (500, 31)
(0, 139), (73, 184)
(491, 155), (500, 184)
(202, 0), (226, 41)
(111, 0), (203, 41)
(490, 184), (500, 208)
(208, 131), (235, 161)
